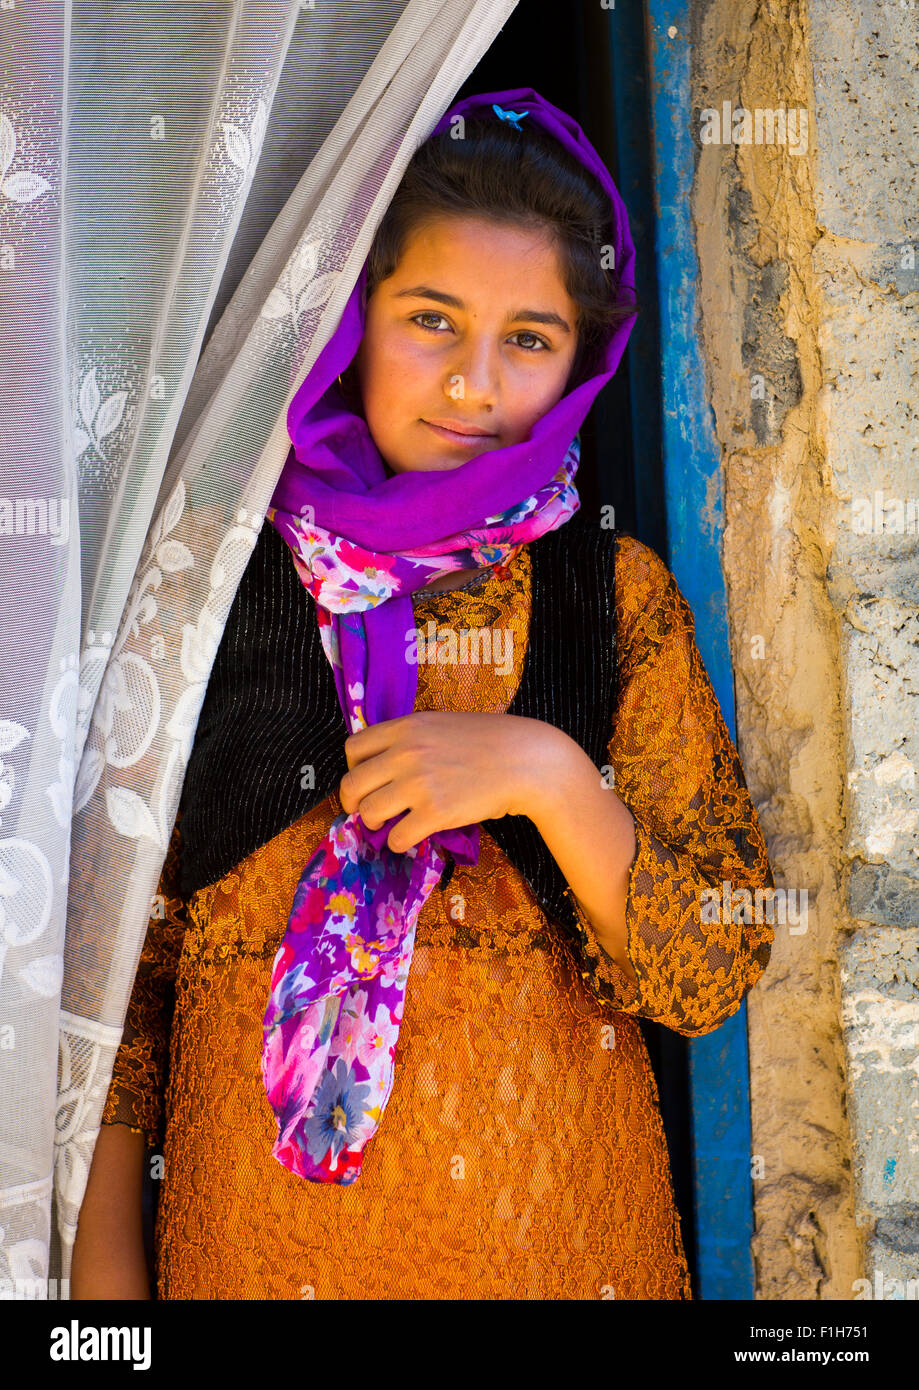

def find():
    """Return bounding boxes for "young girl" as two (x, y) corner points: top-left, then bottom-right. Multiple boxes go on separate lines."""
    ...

(72, 88), (775, 1301)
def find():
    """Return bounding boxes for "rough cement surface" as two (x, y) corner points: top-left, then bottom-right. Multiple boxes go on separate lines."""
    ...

(839, 930), (919, 1216)
(807, 0), (919, 1295)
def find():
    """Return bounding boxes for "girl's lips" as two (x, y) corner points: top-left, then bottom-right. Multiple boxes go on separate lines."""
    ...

(422, 420), (497, 445)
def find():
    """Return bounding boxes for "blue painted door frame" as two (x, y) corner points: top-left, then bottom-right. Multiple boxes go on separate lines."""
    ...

(606, 2), (757, 1299)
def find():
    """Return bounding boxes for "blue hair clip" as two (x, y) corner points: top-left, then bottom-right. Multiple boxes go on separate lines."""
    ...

(492, 102), (530, 131)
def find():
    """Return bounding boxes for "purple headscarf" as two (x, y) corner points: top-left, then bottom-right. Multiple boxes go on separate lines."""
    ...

(260, 89), (637, 1184)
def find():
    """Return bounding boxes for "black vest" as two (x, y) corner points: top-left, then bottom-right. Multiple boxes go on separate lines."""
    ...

(177, 514), (620, 947)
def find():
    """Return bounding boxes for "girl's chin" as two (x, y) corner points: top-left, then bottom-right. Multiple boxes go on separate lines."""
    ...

(382, 456), (469, 477)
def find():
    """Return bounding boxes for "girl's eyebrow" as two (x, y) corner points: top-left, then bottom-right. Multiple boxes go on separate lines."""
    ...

(392, 284), (572, 333)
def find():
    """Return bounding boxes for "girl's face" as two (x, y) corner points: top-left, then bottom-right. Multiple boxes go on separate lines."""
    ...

(353, 215), (580, 475)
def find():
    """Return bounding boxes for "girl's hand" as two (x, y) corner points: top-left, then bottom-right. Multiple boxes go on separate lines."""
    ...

(339, 711), (568, 853)
(340, 710), (639, 981)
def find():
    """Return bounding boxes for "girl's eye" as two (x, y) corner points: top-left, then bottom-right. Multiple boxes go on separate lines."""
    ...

(509, 330), (549, 352)
(412, 311), (450, 332)
(411, 313), (549, 352)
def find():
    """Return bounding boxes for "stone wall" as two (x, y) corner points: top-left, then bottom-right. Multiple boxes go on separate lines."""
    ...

(690, 0), (919, 1297)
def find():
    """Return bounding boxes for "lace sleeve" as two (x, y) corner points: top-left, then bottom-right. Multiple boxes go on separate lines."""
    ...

(567, 535), (775, 1035)
(100, 812), (187, 1149)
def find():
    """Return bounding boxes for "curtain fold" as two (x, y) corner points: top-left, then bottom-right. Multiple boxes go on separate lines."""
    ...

(0, 0), (517, 1297)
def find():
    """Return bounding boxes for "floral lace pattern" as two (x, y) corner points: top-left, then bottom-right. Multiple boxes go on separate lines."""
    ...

(101, 532), (774, 1298)
(570, 539), (775, 1028)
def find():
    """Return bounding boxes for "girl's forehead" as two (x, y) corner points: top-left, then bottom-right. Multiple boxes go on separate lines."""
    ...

(393, 215), (566, 279)
(401, 211), (558, 248)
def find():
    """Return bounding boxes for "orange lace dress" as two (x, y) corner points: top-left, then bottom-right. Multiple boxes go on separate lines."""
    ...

(101, 533), (774, 1300)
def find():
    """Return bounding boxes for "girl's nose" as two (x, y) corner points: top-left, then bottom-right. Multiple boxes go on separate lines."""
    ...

(445, 342), (500, 408)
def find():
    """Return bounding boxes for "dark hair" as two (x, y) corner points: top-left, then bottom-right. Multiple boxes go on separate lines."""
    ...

(345, 114), (638, 402)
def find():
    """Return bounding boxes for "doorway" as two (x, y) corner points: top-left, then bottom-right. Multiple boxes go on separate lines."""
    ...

(460, 1), (697, 1293)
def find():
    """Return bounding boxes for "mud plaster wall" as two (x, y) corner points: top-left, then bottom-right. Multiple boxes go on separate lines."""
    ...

(690, 0), (919, 1298)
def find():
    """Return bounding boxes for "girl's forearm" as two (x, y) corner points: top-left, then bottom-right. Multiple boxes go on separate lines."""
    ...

(71, 1122), (151, 1300)
(517, 722), (638, 983)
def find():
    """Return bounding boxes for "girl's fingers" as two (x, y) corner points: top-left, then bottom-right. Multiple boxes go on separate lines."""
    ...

(388, 797), (479, 854)
(353, 780), (412, 832)
(339, 747), (400, 810)
(385, 810), (432, 854)
(343, 715), (410, 768)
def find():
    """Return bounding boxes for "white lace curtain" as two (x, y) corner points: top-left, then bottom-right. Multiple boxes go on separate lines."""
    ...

(0, 0), (517, 1296)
